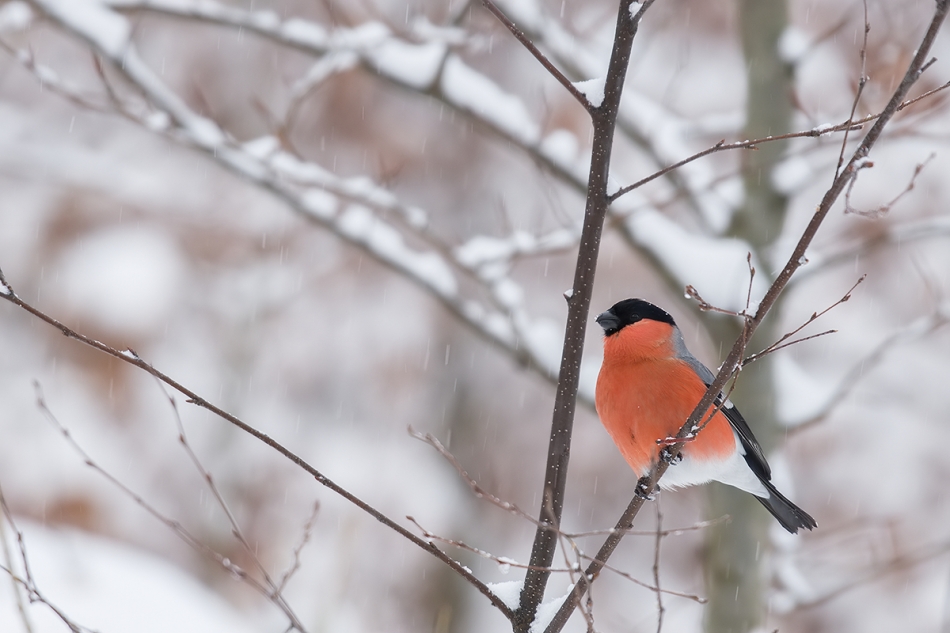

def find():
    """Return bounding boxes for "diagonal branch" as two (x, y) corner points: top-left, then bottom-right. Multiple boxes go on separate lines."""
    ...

(0, 268), (515, 621)
(542, 1), (950, 630)
(480, 0), (593, 111)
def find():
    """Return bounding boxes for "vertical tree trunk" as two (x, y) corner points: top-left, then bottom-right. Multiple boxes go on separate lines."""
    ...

(703, 1), (792, 631)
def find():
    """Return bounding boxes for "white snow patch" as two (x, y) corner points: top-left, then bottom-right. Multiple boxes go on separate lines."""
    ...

(626, 209), (765, 312)
(441, 56), (540, 146)
(487, 580), (522, 611)
(455, 229), (575, 268)
(778, 26), (810, 64)
(772, 155), (814, 195)
(539, 129), (579, 168)
(330, 21), (390, 48)
(773, 354), (836, 425)
(144, 111), (170, 132)
(572, 76), (605, 108)
(34, 0), (130, 57)
(0, 1), (32, 32)
(56, 224), (184, 336)
(337, 206), (457, 297)
(530, 584), (574, 633)
(493, 278), (523, 308)
(520, 317), (563, 373)
(280, 17), (329, 47)
(243, 135), (280, 159)
(0, 521), (257, 633)
(367, 39), (446, 90)
(300, 189), (339, 220)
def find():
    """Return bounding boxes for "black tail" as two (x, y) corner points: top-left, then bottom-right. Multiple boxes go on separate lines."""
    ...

(755, 478), (817, 534)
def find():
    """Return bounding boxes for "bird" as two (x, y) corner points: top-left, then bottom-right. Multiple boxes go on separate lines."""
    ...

(594, 298), (816, 534)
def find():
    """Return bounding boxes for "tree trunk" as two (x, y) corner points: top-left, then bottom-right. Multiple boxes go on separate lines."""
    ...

(703, 0), (792, 631)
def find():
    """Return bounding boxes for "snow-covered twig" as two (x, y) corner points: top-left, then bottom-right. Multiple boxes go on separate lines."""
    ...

(100, 0), (591, 191)
(15, 0), (594, 406)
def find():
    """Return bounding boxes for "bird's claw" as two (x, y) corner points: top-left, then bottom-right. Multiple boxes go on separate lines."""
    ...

(660, 447), (683, 465)
(635, 479), (656, 501)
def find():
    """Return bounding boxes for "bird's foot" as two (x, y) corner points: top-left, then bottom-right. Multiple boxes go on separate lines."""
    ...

(659, 447), (683, 465)
(635, 479), (656, 501)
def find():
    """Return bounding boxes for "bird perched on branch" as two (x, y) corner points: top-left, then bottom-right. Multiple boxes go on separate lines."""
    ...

(595, 298), (816, 534)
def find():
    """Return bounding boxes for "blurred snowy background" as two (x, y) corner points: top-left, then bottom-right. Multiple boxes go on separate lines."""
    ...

(1, 0), (950, 632)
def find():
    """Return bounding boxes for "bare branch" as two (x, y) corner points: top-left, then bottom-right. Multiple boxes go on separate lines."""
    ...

(543, 2), (950, 629)
(743, 275), (865, 367)
(653, 501), (665, 633)
(844, 153), (935, 218)
(480, 0), (593, 111)
(833, 0), (871, 181)
(32, 383), (310, 631)
(0, 269), (515, 621)
(276, 502), (321, 595)
(517, 1), (658, 628)
(158, 388), (305, 624)
(0, 484), (98, 633)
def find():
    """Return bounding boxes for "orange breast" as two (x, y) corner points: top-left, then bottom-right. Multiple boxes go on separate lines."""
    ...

(596, 326), (735, 476)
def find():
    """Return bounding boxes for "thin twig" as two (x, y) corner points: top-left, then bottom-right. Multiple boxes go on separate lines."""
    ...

(743, 275), (865, 366)
(517, 2), (659, 628)
(653, 500), (665, 633)
(790, 304), (950, 432)
(0, 492), (34, 633)
(543, 2), (950, 629)
(0, 484), (96, 633)
(834, 0), (870, 181)
(158, 387), (305, 626)
(276, 502), (321, 594)
(479, 0), (593, 111)
(608, 79), (950, 204)
(408, 427), (539, 525)
(844, 153), (935, 218)
(0, 270), (514, 620)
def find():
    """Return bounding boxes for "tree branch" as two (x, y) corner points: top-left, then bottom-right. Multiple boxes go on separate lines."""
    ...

(480, 0), (593, 111)
(0, 268), (515, 621)
(542, 1), (950, 629)
(514, 0), (656, 630)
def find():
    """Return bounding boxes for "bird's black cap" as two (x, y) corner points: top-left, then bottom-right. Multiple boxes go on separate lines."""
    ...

(596, 298), (675, 336)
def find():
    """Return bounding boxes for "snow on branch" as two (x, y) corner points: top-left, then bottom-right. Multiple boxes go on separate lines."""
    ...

(21, 0), (594, 403)
(100, 0), (592, 191)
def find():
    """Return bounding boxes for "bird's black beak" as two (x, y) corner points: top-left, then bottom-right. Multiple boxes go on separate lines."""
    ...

(595, 310), (621, 336)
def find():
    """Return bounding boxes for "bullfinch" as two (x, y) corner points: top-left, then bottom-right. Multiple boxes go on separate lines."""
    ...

(595, 298), (816, 534)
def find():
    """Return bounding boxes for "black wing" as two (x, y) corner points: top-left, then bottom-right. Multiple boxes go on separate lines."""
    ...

(674, 333), (773, 482)
(717, 397), (771, 481)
